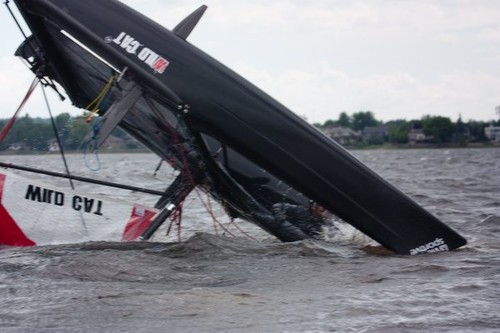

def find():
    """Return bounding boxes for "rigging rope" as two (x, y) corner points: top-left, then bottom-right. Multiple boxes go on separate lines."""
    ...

(3, 0), (37, 57)
(82, 117), (102, 171)
(41, 84), (88, 234)
(165, 200), (184, 242)
(144, 96), (256, 241)
(84, 74), (116, 122)
(0, 77), (39, 144)
(41, 84), (75, 189)
(80, 74), (117, 171)
(194, 187), (235, 237)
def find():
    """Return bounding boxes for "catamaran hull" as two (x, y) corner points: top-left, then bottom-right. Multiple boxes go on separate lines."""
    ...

(9, 0), (466, 254)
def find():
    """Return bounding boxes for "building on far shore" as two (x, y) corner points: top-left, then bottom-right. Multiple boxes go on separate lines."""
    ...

(7, 142), (29, 151)
(484, 125), (500, 142)
(48, 139), (60, 152)
(321, 126), (361, 145)
(362, 126), (389, 144)
(408, 128), (427, 144)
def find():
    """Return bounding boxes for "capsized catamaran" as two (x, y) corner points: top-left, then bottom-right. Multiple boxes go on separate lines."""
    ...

(2, 0), (466, 254)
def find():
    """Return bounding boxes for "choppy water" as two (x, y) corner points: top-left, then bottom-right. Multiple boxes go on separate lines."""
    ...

(1, 148), (499, 332)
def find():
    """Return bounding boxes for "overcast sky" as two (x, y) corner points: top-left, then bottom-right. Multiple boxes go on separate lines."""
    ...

(1, 0), (499, 124)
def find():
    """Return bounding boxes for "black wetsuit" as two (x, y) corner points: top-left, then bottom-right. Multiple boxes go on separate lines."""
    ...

(272, 203), (325, 237)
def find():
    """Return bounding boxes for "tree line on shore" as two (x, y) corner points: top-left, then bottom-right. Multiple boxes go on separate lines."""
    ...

(0, 113), (141, 152)
(1, 111), (499, 152)
(312, 111), (500, 146)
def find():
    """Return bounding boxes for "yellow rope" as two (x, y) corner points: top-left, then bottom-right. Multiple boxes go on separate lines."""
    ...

(84, 75), (116, 122)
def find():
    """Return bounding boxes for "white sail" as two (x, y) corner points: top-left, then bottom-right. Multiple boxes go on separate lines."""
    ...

(0, 170), (158, 246)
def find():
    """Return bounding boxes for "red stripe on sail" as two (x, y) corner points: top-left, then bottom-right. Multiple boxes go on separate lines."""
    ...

(0, 173), (36, 246)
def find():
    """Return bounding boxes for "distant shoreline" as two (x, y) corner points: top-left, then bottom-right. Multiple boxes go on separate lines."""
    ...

(1, 143), (499, 156)
(334, 142), (500, 150)
(0, 148), (151, 156)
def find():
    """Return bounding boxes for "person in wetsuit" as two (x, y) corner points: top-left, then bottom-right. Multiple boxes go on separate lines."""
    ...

(272, 201), (329, 238)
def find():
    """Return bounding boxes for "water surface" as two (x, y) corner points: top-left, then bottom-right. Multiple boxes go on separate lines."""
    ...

(1, 148), (499, 332)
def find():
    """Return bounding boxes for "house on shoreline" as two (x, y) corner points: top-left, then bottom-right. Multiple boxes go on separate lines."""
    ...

(485, 125), (500, 142)
(362, 126), (389, 144)
(321, 126), (361, 145)
(408, 128), (427, 144)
